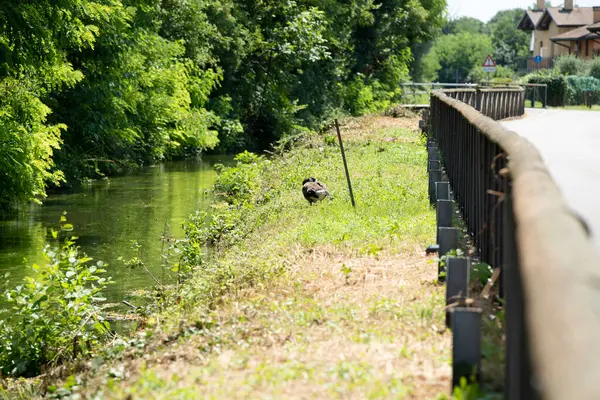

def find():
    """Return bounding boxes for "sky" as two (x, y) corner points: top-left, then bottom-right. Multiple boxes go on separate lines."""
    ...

(446, 0), (600, 23)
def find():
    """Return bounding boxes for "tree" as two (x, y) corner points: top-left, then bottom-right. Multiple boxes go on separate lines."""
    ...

(0, 0), (448, 210)
(421, 32), (493, 83)
(443, 17), (488, 35)
(0, 0), (124, 208)
(488, 9), (531, 71)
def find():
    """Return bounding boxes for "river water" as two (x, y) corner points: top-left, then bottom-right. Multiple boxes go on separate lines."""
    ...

(0, 157), (231, 304)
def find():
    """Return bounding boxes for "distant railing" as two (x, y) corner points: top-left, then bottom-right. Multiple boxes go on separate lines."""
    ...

(426, 89), (599, 399)
(401, 84), (526, 119)
(517, 57), (555, 73)
(399, 82), (479, 104)
(443, 88), (525, 120)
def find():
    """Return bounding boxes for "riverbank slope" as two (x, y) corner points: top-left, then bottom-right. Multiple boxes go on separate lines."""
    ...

(5, 114), (451, 399)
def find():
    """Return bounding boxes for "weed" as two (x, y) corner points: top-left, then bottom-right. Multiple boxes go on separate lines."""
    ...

(0, 216), (113, 377)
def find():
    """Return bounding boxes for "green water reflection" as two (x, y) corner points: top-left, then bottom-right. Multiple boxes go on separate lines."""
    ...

(0, 157), (231, 303)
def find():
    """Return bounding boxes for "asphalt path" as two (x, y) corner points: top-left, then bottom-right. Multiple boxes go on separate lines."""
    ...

(501, 108), (600, 250)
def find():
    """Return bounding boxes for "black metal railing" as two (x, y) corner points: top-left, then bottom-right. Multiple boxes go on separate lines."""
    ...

(443, 88), (525, 120)
(427, 89), (598, 399)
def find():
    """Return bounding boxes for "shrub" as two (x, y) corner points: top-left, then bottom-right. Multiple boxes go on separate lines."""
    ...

(554, 54), (586, 76)
(565, 75), (600, 105)
(0, 219), (113, 377)
(213, 151), (270, 205)
(588, 57), (600, 80)
(524, 71), (567, 106)
(467, 64), (515, 83)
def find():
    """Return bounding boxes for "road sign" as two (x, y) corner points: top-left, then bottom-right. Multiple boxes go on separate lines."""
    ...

(534, 55), (543, 64)
(482, 54), (497, 73)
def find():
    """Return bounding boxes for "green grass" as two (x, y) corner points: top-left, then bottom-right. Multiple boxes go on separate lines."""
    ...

(554, 104), (600, 111)
(524, 99), (544, 108)
(525, 99), (600, 111)
(6, 115), (455, 399)
(399, 93), (430, 105)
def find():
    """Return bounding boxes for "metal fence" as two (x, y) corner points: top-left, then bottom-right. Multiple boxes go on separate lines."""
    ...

(517, 57), (555, 73)
(428, 89), (599, 399)
(443, 88), (525, 120)
(401, 83), (537, 114)
(399, 83), (479, 104)
(522, 83), (549, 109)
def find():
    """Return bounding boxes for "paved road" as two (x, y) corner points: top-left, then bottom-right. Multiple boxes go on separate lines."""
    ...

(501, 108), (600, 250)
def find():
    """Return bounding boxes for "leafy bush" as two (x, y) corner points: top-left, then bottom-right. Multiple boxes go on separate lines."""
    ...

(524, 71), (567, 106)
(588, 57), (600, 80)
(565, 75), (600, 105)
(468, 64), (515, 83)
(0, 219), (113, 377)
(213, 151), (271, 205)
(0, 78), (67, 209)
(183, 151), (278, 252)
(554, 54), (586, 76)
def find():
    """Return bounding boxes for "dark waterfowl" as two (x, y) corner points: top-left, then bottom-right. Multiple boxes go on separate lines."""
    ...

(302, 177), (329, 205)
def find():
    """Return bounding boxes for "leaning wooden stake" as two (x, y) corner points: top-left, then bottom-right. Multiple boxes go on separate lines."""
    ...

(335, 119), (356, 208)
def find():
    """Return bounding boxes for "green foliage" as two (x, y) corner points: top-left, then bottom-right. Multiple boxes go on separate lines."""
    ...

(468, 65), (515, 83)
(443, 17), (489, 35)
(472, 262), (494, 287)
(213, 151), (271, 205)
(565, 75), (600, 105)
(173, 121), (435, 319)
(0, 78), (66, 208)
(554, 54), (587, 76)
(523, 70), (567, 106)
(0, 217), (113, 377)
(0, 0), (447, 209)
(487, 9), (531, 71)
(422, 32), (493, 83)
(587, 57), (600, 80)
(422, 8), (531, 82)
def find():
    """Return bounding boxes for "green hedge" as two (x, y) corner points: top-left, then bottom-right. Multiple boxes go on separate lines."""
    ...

(525, 74), (567, 106)
(565, 76), (600, 105)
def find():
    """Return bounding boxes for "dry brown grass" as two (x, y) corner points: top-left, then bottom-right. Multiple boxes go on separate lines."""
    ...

(83, 247), (451, 399)
(334, 114), (422, 144)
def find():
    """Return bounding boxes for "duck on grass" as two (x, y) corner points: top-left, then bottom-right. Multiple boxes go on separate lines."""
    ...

(302, 177), (330, 205)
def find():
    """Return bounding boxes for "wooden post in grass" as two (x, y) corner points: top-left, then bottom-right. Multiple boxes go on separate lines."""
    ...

(335, 119), (356, 208)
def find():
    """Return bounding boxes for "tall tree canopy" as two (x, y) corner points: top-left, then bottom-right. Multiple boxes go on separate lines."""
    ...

(421, 7), (529, 82)
(487, 9), (531, 71)
(421, 32), (493, 82)
(0, 0), (447, 210)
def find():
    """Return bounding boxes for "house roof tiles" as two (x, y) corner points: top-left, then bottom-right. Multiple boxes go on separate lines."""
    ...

(537, 7), (594, 29)
(551, 25), (600, 42)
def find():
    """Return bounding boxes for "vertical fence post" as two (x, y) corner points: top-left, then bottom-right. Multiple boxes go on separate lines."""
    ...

(436, 199), (453, 246)
(428, 160), (441, 172)
(436, 182), (450, 201)
(428, 146), (442, 205)
(542, 85), (547, 109)
(438, 227), (459, 282)
(451, 308), (482, 389)
(445, 257), (470, 327)
(335, 119), (356, 208)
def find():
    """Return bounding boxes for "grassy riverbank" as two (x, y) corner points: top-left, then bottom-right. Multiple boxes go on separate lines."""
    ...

(3, 114), (452, 399)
